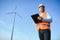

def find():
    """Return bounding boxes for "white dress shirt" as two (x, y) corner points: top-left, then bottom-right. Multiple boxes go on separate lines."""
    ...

(39, 13), (52, 23)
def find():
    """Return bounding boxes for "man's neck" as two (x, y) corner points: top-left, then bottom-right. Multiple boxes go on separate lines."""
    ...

(40, 12), (45, 14)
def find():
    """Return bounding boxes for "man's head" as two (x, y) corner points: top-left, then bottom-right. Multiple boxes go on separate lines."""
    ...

(38, 4), (45, 13)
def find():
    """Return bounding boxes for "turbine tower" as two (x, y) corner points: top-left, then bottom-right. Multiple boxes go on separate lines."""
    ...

(7, 6), (21, 40)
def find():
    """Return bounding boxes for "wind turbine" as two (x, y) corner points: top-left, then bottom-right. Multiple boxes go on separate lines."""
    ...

(7, 6), (21, 40)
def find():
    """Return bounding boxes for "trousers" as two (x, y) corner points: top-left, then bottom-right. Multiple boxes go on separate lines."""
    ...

(38, 29), (51, 40)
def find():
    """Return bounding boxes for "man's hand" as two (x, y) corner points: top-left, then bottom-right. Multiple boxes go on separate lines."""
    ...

(37, 16), (42, 20)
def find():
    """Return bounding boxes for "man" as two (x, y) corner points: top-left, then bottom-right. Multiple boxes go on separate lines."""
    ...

(36, 4), (52, 40)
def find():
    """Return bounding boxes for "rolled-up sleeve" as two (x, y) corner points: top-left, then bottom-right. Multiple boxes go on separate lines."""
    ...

(42, 13), (52, 23)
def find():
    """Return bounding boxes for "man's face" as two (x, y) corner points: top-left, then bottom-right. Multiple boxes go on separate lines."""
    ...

(39, 6), (45, 12)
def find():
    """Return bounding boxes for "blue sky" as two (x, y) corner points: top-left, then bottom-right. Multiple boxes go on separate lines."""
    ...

(0, 0), (60, 40)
